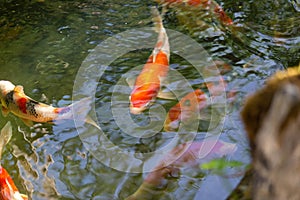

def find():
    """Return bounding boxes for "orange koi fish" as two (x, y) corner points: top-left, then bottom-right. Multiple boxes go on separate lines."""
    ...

(157, 0), (233, 26)
(164, 61), (233, 131)
(0, 122), (28, 200)
(164, 89), (207, 131)
(129, 7), (170, 114)
(0, 80), (91, 126)
(126, 139), (237, 199)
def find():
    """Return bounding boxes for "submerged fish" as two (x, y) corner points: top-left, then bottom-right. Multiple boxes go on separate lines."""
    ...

(164, 61), (230, 132)
(156, 0), (233, 26)
(0, 122), (28, 200)
(164, 89), (207, 131)
(0, 80), (92, 127)
(129, 7), (170, 114)
(126, 139), (237, 199)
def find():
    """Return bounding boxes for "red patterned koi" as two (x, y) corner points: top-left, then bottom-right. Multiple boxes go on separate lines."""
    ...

(0, 80), (90, 126)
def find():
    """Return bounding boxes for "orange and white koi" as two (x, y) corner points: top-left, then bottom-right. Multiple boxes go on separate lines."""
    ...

(129, 7), (170, 114)
(126, 139), (237, 199)
(0, 80), (91, 126)
(164, 89), (207, 131)
(0, 122), (28, 200)
(156, 0), (233, 26)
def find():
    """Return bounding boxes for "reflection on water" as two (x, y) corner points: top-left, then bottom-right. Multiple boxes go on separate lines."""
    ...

(0, 0), (299, 199)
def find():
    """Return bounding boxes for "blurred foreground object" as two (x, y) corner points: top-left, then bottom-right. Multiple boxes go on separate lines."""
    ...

(241, 64), (300, 200)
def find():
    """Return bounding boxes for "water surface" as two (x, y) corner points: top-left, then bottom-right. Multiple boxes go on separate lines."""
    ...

(0, 0), (299, 199)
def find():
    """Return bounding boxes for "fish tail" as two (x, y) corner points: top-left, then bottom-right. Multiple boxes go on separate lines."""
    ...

(54, 97), (99, 129)
(0, 122), (12, 160)
(54, 97), (91, 121)
(151, 7), (170, 60)
(151, 7), (163, 33)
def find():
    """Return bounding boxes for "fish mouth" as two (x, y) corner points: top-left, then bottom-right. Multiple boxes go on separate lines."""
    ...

(130, 105), (146, 115)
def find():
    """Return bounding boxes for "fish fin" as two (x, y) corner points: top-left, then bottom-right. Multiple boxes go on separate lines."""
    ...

(126, 77), (135, 90)
(20, 118), (34, 127)
(0, 121), (12, 160)
(1, 106), (10, 117)
(20, 193), (28, 200)
(157, 78), (176, 99)
(14, 85), (25, 94)
(40, 93), (49, 103)
(54, 97), (99, 129)
(55, 97), (91, 121)
(1, 121), (12, 143)
(157, 89), (176, 100)
(85, 115), (101, 130)
(12, 192), (28, 200)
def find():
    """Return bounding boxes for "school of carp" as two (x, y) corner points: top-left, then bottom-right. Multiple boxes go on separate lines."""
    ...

(0, 1), (297, 199)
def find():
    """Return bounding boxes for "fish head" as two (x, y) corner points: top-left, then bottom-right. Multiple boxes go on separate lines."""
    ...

(179, 89), (207, 116)
(193, 89), (207, 109)
(0, 81), (15, 100)
(164, 89), (208, 131)
(129, 83), (160, 114)
(164, 105), (181, 131)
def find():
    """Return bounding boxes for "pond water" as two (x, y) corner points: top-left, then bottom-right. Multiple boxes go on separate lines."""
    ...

(0, 0), (299, 200)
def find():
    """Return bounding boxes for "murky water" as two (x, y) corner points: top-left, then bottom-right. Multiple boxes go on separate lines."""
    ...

(0, 0), (299, 199)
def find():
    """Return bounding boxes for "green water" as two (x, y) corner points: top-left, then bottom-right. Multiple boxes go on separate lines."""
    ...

(0, 0), (299, 199)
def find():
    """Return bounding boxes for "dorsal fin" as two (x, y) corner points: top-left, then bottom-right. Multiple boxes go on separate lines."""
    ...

(14, 85), (25, 94)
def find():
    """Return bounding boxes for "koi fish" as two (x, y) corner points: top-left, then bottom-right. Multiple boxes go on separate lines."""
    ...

(129, 7), (170, 114)
(0, 122), (28, 200)
(164, 61), (230, 132)
(0, 80), (92, 127)
(126, 139), (237, 199)
(156, 0), (233, 26)
(164, 89), (207, 131)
